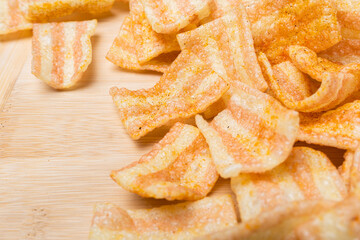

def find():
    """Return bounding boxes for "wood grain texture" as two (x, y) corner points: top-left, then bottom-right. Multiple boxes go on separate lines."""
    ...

(0, 3), (345, 240)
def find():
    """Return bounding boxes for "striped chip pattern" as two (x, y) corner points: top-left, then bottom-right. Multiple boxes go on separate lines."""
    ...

(140, 0), (211, 34)
(130, 0), (180, 64)
(110, 49), (229, 140)
(177, 7), (268, 92)
(106, 16), (178, 73)
(196, 82), (299, 178)
(245, 0), (341, 64)
(231, 147), (347, 222)
(0, 0), (32, 35)
(24, 0), (114, 21)
(89, 195), (238, 240)
(260, 46), (360, 112)
(111, 123), (218, 201)
(299, 100), (360, 150)
(32, 20), (97, 90)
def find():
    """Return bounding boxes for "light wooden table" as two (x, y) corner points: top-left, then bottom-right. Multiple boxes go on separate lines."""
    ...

(0, 3), (345, 239)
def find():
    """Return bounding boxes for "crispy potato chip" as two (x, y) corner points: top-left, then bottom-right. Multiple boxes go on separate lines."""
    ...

(319, 39), (360, 65)
(89, 195), (238, 240)
(110, 122), (218, 201)
(140, 0), (211, 34)
(24, 0), (114, 21)
(294, 194), (360, 239)
(259, 47), (360, 112)
(339, 149), (360, 192)
(199, 0), (240, 23)
(196, 200), (336, 240)
(106, 16), (178, 73)
(177, 8), (267, 92)
(195, 82), (299, 178)
(32, 20), (97, 90)
(0, 0), (32, 35)
(130, 0), (180, 64)
(246, 0), (341, 64)
(298, 100), (360, 150)
(231, 147), (347, 222)
(110, 50), (229, 140)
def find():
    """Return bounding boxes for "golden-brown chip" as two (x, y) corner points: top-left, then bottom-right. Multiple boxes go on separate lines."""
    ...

(298, 100), (360, 150)
(32, 20), (97, 90)
(89, 195), (238, 240)
(0, 0), (32, 35)
(130, 0), (180, 64)
(24, 0), (114, 21)
(259, 47), (360, 112)
(319, 39), (360, 65)
(246, 0), (341, 64)
(140, 0), (211, 34)
(111, 122), (218, 201)
(195, 82), (299, 178)
(110, 50), (229, 140)
(294, 194), (360, 239)
(106, 16), (178, 73)
(196, 200), (336, 240)
(231, 147), (347, 222)
(177, 7), (267, 92)
(339, 150), (360, 192)
(335, 0), (360, 39)
(200, 0), (240, 23)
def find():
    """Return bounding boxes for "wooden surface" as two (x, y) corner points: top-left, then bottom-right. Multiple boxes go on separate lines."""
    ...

(0, 3), (345, 240)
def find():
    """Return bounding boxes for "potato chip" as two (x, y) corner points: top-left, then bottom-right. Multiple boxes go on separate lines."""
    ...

(196, 200), (336, 240)
(231, 147), (347, 222)
(106, 16), (178, 73)
(32, 20), (97, 90)
(130, 0), (180, 64)
(111, 123), (218, 201)
(298, 100), (360, 150)
(24, 0), (114, 21)
(0, 0), (32, 35)
(339, 150), (360, 192)
(177, 7), (267, 92)
(319, 39), (360, 65)
(294, 194), (360, 239)
(246, 0), (341, 64)
(110, 50), (229, 140)
(140, 0), (211, 34)
(89, 195), (238, 240)
(195, 82), (299, 178)
(259, 47), (360, 112)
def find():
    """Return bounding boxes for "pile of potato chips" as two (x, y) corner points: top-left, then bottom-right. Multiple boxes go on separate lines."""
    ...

(3, 0), (360, 239)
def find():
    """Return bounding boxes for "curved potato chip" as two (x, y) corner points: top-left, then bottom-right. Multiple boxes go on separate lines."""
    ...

(298, 100), (360, 150)
(110, 50), (229, 140)
(196, 200), (336, 240)
(177, 7), (267, 92)
(319, 39), (360, 65)
(195, 82), (299, 178)
(106, 16), (178, 73)
(294, 194), (360, 239)
(259, 47), (360, 112)
(130, 0), (180, 64)
(0, 0), (32, 35)
(231, 147), (347, 222)
(24, 0), (114, 21)
(339, 150), (360, 193)
(111, 123), (218, 201)
(89, 195), (237, 240)
(32, 20), (97, 90)
(246, 0), (341, 64)
(140, 0), (211, 34)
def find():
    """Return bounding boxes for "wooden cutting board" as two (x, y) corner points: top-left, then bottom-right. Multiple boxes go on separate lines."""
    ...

(0, 3), (345, 239)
